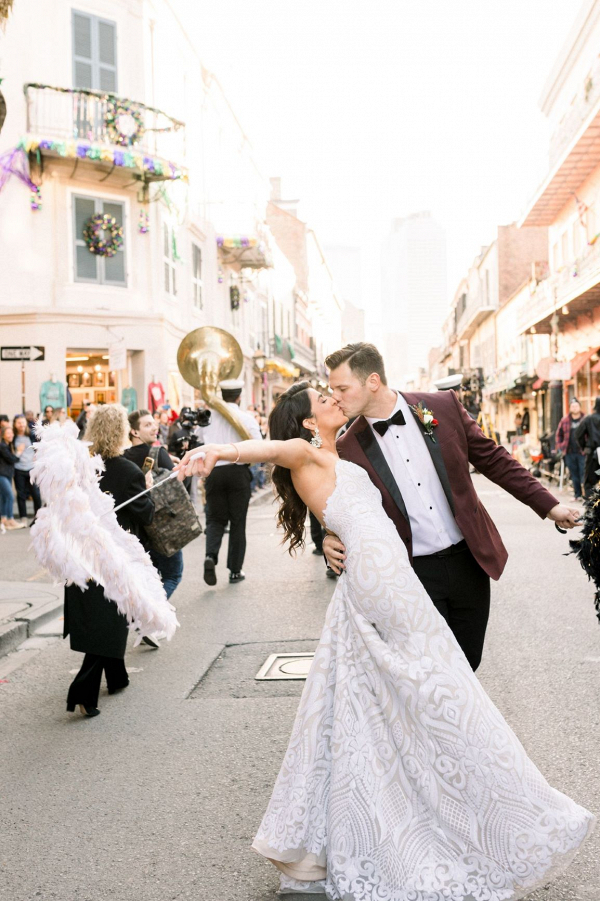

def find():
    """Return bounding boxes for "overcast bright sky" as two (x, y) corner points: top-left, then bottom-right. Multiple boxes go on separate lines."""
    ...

(178, 0), (579, 334)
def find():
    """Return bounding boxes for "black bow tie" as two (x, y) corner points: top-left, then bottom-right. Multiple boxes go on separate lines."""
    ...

(373, 410), (406, 436)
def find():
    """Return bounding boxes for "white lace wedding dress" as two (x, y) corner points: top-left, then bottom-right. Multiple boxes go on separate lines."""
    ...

(252, 460), (595, 900)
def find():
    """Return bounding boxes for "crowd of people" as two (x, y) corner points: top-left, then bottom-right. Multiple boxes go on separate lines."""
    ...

(0, 400), (271, 534)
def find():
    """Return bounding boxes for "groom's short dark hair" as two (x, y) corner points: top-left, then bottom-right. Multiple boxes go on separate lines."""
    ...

(325, 343), (387, 385)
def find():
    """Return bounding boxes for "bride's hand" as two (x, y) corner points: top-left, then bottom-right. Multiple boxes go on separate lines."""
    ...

(175, 445), (219, 480)
(323, 533), (346, 573)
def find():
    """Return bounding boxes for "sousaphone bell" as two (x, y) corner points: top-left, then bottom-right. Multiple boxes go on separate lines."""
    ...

(177, 326), (252, 440)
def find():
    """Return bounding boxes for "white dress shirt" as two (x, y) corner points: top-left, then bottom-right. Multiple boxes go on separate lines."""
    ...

(199, 403), (263, 466)
(366, 392), (464, 556)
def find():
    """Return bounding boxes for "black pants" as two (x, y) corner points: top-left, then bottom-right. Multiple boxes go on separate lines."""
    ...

(309, 511), (325, 551)
(13, 469), (42, 519)
(66, 653), (129, 710)
(205, 464), (252, 573)
(583, 451), (599, 499)
(412, 543), (490, 671)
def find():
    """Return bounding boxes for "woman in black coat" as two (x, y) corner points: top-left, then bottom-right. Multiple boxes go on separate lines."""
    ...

(65, 404), (155, 717)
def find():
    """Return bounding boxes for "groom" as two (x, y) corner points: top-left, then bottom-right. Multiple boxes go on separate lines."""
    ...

(323, 343), (580, 670)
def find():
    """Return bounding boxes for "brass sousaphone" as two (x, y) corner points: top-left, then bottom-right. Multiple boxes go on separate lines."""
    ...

(176, 326), (252, 440)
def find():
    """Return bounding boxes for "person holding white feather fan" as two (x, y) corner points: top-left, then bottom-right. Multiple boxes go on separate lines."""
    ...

(29, 404), (178, 718)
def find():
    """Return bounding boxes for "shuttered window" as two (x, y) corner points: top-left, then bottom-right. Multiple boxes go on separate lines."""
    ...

(192, 244), (203, 309)
(72, 10), (117, 92)
(163, 222), (177, 297)
(73, 196), (126, 286)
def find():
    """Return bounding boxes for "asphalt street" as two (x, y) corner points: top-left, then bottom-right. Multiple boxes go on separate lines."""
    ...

(0, 475), (598, 901)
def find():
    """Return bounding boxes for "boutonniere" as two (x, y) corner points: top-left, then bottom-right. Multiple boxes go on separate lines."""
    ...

(409, 402), (439, 442)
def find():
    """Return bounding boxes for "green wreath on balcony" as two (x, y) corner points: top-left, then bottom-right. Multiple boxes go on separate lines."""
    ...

(105, 97), (145, 147)
(83, 213), (123, 258)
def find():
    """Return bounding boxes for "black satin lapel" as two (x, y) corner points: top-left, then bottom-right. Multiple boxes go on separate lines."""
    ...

(406, 406), (455, 515)
(356, 426), (409, 522)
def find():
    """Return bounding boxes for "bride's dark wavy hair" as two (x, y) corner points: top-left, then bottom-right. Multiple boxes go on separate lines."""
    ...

(268, 381), (314, 554)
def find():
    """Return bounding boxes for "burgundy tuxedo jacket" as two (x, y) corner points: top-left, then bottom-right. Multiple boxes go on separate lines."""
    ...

(336, 390), (559, 581)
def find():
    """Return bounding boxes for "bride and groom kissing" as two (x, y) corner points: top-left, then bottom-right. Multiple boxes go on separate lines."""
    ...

(177, 343), (593, 901)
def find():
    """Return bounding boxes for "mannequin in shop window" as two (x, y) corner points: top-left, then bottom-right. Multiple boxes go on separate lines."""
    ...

(39, 372), (66, 414)
(121, 385), (138, 414)
(147, 377), (165, 414)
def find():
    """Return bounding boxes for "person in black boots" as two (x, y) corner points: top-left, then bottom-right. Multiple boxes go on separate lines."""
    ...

(199, 378), (262, 585)
(65, 405), (154, 717)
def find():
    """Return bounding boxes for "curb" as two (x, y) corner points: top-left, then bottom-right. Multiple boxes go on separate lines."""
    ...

(0, 583), (63, 662)
(249, 486), (275, 508)
(0, 621), (29, 658)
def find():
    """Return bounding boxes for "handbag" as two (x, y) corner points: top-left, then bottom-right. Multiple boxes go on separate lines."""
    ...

(143, 447), (202, 557)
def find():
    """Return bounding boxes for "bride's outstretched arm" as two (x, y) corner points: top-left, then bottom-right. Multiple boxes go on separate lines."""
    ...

(174, 438), (311, 480)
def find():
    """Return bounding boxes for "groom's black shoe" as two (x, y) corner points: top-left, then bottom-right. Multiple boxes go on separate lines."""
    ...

(326, 565), (338, 579)
(204, 555), (217, 586)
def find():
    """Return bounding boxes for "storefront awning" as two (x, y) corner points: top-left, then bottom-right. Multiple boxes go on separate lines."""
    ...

(532, 378), (546, 390)
(570, 347), (599, 377)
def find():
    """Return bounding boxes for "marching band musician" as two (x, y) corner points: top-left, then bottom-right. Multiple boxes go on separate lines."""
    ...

(199, 378), (262, 586)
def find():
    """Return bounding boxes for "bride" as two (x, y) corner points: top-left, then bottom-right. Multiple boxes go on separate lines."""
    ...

(177, 381), (594, 901)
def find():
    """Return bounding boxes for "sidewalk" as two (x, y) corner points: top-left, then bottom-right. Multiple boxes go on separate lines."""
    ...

(0, 581), (63, 660)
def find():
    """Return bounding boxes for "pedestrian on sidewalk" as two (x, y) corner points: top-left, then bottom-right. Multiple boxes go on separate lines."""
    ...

(12, 414), (42, 523)
(575, 396), (600, 500)
(556, 398), (585, 500)
(0, 424), (26, 531)
(65, 405), (155, 717)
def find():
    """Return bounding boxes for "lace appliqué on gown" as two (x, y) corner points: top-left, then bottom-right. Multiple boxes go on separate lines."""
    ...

(252, 460), (595, 900)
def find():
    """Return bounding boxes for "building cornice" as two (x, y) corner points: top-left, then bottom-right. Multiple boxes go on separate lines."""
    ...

(0, 308), (189, 340)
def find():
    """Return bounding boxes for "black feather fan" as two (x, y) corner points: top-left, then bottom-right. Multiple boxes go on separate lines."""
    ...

(569, 489), (600, 624)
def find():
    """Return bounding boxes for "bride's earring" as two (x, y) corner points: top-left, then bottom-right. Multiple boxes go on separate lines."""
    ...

(310, 427), (322, 448)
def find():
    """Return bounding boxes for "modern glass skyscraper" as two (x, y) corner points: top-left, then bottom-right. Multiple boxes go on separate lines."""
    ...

(381, 212), (447, 388)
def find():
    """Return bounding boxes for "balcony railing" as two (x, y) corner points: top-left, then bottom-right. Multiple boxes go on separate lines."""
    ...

(24, 83), (186, 179)
(549, 56), (600, 168)
(517, 238), (600, 333)
(455, 290), (496, 340)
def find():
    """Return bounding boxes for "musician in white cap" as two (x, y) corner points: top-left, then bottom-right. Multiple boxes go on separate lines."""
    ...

(199, 378), (263, 586)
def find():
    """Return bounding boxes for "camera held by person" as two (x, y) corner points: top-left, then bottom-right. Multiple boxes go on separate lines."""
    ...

(168, 406), (211, 457)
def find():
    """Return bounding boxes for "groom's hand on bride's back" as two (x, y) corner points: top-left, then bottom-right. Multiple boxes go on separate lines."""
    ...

(323, 534), (346, 573)
(546, 503), (582, 530)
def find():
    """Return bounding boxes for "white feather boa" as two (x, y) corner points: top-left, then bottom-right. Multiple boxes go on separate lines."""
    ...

(30, 419), (179, 641)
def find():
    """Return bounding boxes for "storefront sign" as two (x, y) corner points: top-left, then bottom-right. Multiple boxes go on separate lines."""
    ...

(1, 345), (45, 361)
(109, 343), (127, 370)
(549, 361), (572, 381)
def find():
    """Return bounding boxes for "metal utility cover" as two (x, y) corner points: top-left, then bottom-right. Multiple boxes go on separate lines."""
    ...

(255, 652), (315, 681)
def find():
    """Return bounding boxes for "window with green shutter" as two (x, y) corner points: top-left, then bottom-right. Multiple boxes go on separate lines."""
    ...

(192, 243), (203, 309)
(72, 10), (117, 92)
(73, 195), (126, 286)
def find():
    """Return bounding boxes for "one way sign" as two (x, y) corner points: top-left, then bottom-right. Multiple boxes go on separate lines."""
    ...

(1, 346), (45, 362)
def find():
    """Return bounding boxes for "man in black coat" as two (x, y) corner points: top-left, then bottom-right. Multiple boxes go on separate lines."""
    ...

(575, 396), (600, 499)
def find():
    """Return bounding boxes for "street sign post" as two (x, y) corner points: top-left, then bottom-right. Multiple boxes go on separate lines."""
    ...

(1, 346), (45, 361)
(0, 347), (46, 412)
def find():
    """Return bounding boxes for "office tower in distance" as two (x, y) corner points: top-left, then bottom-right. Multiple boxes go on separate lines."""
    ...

(381, 212), (447, 388)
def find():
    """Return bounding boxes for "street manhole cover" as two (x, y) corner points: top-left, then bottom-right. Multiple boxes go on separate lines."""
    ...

(189, 640), (318, 699)
(255, 653), (315, 680)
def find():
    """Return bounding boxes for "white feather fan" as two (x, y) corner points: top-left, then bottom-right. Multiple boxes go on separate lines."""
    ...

(30, 419), (179, 641)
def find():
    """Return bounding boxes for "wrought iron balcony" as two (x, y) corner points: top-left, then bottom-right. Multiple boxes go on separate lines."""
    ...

(549, 56), (600, 169)
(23, 83), (186, 182)
(517, 239), (600, 334)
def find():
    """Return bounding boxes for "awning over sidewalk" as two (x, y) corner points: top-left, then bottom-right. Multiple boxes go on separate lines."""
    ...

(570, 347), (599, 377)
(532, 378), (546, 390)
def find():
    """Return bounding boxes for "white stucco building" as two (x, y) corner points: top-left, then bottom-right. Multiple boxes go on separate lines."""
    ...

(0, 0), (297, 416)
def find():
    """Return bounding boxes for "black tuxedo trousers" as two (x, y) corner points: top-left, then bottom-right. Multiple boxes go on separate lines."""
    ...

(412, 544), (490, 671)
